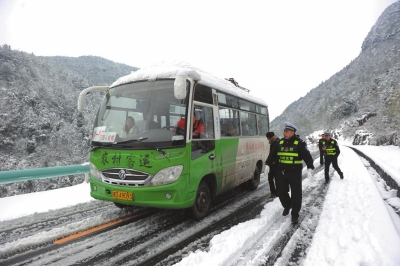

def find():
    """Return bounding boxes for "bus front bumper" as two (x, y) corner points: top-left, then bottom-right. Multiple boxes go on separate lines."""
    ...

(89, 174), (195, 209)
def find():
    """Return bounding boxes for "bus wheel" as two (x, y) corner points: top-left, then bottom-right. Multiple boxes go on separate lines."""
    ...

(114, 202), (127, 209)
(189, 181), (211, 220)
(248, 166), (260, 190)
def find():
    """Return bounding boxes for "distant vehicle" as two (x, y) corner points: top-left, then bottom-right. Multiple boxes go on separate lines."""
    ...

(77, 62), (270, 220)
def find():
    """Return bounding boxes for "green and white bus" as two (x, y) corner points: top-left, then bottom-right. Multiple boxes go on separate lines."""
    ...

(77, 62), (269, 220)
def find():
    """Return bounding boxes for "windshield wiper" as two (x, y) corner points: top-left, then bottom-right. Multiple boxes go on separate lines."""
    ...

(116, 137), (148, 145)
(90, 139), (141, 151)
(90, 141), (116, 151)
(90, 137), (146, 151)
(135, 137), (170, 162)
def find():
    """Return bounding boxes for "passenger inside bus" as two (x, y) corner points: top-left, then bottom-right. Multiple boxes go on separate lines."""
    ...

(176, 117), (186, 135)
(135, 109), (161, 133)
(224, 123), (236, 136)
(176, 113), (206, 138)
(121, 116), (139, 137)
(242, 122), (250, 136)
(192, 113), (206, 139)
(145, 110), (161, 129)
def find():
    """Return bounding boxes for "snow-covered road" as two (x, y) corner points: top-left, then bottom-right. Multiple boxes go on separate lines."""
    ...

(1, 145), (400, 266)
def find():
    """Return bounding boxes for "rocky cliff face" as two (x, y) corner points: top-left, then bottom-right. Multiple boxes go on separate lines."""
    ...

(270, 1), (400, 146)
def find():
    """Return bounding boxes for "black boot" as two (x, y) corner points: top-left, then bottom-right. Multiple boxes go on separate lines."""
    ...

(291, 216), (299, 224)
(282, 207), (291, 216)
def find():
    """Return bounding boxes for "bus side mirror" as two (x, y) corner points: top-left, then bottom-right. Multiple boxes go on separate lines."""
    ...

(174, 76), (187, 100)
(77, 91), (89, 111)
(77, 86), (109, 111)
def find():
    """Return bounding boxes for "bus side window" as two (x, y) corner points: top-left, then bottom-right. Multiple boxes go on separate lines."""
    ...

(192, 105), (216, 160)
(193, 105), (214, 139)
(247, 113), (257, 136)
(194, 85), (213, 104)
(257, 114), (269, 136)
(240, 112), (257, 136)
(219, 107), (240, 137)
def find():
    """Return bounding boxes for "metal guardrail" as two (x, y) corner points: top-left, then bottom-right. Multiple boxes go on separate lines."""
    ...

(0, 164), (90, 185)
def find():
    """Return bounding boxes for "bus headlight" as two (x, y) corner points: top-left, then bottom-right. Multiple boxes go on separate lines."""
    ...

(90, 163), (102, 181)
(150, 165), (183, 186)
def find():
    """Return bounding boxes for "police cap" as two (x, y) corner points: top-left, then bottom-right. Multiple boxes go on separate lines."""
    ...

(284, 122), (298, 132)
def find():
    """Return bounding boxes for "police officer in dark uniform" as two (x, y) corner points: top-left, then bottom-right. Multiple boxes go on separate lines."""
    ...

(266, 122), (315, 224)
(318, 134), (325, 165)
(265, 132), (280, 199)
(321, 132), (344, 183)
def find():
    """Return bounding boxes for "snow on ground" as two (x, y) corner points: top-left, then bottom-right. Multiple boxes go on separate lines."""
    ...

(174, 145), (400, 266)
(0, 181), (94, 221)
(301, 146), (400, 266)
(348, 144), (400, 184)
(0, 145), (400, 265)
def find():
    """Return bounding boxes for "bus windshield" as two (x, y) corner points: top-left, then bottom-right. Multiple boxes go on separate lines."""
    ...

(92, 79), (188, 148)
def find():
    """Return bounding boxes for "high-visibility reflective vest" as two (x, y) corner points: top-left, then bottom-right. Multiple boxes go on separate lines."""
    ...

(322, 140), (337, 156)
(277, 139), (302, 165)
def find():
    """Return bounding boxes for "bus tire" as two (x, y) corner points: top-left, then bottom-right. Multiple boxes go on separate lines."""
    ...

(188, 181), (211, 220)
(114, 202), (127, 209)
(247, 166), (260, 191)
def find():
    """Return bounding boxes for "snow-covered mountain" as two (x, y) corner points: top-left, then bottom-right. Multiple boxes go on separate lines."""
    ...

(270, 1), (400, 147)
(0, 46), (138, 196)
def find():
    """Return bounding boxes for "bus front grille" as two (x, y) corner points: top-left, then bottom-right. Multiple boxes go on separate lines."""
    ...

(100, 168), (151, 187)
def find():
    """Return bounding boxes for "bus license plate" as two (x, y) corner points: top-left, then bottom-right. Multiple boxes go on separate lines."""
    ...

(112, 190), (133, 201)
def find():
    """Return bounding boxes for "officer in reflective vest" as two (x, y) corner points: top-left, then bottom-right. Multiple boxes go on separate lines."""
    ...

(318, 134), (325, 165)
(266, 122), (315, 224)
(321, 132), (344, 183)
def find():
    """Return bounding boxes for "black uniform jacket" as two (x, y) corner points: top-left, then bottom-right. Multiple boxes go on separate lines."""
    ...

(265, 135), (280, 167)
(322, 138), (341, 157)
(267, 135), (314, 172)
(318, 138), (325, 151)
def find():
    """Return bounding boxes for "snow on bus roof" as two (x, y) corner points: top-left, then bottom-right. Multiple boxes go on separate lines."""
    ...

(110, 61), (267, 107)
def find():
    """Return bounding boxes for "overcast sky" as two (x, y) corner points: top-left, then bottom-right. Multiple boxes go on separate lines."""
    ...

(0, 0), (397, 120)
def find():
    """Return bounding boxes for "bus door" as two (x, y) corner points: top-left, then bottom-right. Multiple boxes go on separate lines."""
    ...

(190, 104), (216, 169)
(190, 84), (217, 187)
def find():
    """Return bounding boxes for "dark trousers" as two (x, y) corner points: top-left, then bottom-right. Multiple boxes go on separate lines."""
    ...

(267, 166), (277, 194)
(319, 150), (324, 165)
(325, 156), (343, 180)
(276, 170), (302, 219)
